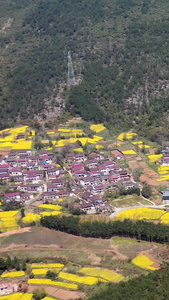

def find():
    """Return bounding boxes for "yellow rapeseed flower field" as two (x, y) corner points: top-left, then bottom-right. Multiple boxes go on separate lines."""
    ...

(132, 141), (143, 145)
(40, 211), (62, 217)
(160, 213), (169, 224)
(0, 211), (19, 218)
(58, 128), (71, 132)
(0, 293), (24, 300)
(148, 154), (163, 163)
(122, 150), (136, 155)
(0, 217), (20, 232)
(80, 268), (124, 283)
(139, 144), (150, 149)
(132, 255), (158, 270)
(96, 145), (104, 149)
(90, 124), (106, 133)
(58, 272), (98, 285)
(39, 204), (62, 211)
(114, 208), (166, 221)
(20, 293), (33, 300)
(22, 213), (41, 224)
(1, 271), (25, 278)
(157, 176), (169, 182)
(117, 132), (137, 141)
(93, 135), (103, 141)
(32, 268), (62, 275)
(31, 263), (64, 269)
(28, 279), (78, 290)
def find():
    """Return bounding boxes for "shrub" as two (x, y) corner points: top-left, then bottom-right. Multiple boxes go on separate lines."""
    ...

(33, 288), (46, 300)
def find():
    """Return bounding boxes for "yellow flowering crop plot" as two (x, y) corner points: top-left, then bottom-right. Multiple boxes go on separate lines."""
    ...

(32, 268), (62, 275)
(40, 211), (62, 217)
(39, 204), (62, 211)
(90, 124), (106, 133)
(58, 272), (98, 285)
(9, 294), (24, 300)
(1, 271), (25, 278)
(9, 126), (28, 134)
(160, 212), (169, 224)
(77, 138), (88, 145)
(122, 150), (136, 155)
(132, 141), (143, 145)
(58, 128), (71, 132)
(96, 145), (104, 149)
(0, 293), (24, 300)
(22, 213), (41, 224)
(73, 148), (84, 152)
(158, 165), (169, 172)
(12, 141), (32, 150)
(31, 263), (64, 269)
(28, 279), (78, 290)
(0, 211), (19, 218)
(47, 131), (55, 135)
(117, 132), (137, 141)
(80, 268), (124, 283)
(87, 138), (97, 144)
(157, 175), (169, 181)
(114, 208), (166, 221)
(158, 170), (169, 175)
(93, 135), (103, 141)
(132, 255), (158, 270)
(139, 144), (150, 149)
(0, 217), (20, 232)
(20, 294), (33, 300)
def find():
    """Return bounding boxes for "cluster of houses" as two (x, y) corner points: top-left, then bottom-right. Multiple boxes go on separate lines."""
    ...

(1, 149), (67, 203)
(67, 152), (135, 211)
(0, 148), (136, 212)
(0, 282), (18, 296)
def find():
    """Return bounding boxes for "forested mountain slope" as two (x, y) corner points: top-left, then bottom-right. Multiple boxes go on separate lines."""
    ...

(1, 0), (169, 137)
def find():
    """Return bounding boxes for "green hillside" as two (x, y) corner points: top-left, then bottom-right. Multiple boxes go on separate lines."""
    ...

(1, 0), (169, 138)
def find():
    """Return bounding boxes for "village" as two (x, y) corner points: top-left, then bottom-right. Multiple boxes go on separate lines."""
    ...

(0, 121), (169, 221)
(0, 121), (169, 299)
(0, 139), (136, 215)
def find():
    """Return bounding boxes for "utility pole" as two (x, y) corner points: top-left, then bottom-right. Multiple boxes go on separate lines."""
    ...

(68, 51), (75, 86)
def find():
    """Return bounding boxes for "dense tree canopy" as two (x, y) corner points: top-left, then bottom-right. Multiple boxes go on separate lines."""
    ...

(1, 0), (169, 136)
(41, 216), (169, 243)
